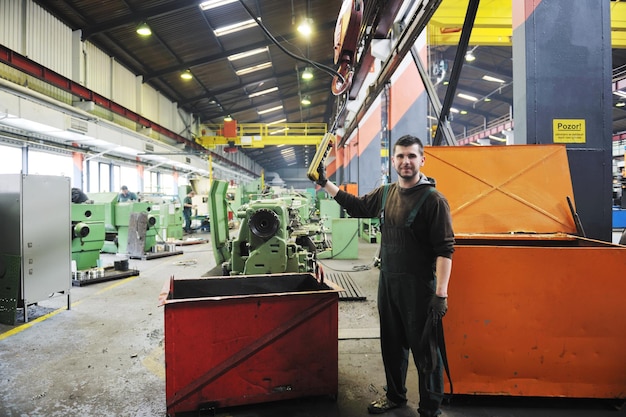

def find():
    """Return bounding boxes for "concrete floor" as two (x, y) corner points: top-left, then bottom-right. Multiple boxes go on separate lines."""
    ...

(1, 232), (625, 417)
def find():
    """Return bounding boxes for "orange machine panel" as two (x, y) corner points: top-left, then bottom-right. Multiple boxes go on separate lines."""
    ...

(422, 144), (578, 235)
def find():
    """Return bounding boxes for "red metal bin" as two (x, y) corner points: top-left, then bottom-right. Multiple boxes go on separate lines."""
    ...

(160, 273), (341, 415)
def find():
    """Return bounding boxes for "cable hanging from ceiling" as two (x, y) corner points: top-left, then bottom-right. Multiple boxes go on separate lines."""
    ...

(236, 0), (349, 134)
(236, 0), (345, 85)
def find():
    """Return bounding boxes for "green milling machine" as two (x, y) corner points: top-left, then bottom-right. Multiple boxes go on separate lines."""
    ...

(89, 192), (159, 254)
(141, 193), (184, 241)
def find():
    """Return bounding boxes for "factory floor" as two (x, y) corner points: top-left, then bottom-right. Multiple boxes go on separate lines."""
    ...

(1, 231), (625, 417)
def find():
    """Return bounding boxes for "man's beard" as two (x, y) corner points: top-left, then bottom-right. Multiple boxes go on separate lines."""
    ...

(396, 166), (417, 180)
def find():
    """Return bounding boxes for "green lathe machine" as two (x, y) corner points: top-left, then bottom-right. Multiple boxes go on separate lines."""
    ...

(71, 202), (106, 270)
(208, 179), (331, 276)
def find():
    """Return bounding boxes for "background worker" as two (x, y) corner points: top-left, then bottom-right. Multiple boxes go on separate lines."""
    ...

(71, 187), (91, 204)
(118, 185), (138, 202)
(312, 135), (454, 417)
(183, 190), (196, 233)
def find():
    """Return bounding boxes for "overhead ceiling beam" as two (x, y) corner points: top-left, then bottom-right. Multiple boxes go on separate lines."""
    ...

(81, 1), (200, 39)
(454, 83), (513, 105)
(144, 21), (336, 81)
(441, 49), (513, 79)
(178, 68), (296, 106)
(201, 83), (331, 120)
(341, 0), (444, 146)
(349, 0), (406, 100)
(427, 0), (626, 47)
(433, 0), (480, 146)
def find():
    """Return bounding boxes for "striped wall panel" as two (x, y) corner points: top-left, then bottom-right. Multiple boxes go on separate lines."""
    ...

(25, 1), (72, 78)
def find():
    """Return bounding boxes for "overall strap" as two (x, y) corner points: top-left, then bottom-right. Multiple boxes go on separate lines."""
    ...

(404, 186), (436, 227)
(379, 184), (391, 226)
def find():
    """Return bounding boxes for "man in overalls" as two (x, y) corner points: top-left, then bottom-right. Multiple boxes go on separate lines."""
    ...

(314, 135), (454, 417)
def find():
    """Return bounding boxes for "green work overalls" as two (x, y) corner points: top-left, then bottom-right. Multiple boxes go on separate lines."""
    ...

(378, 185), (443, 417)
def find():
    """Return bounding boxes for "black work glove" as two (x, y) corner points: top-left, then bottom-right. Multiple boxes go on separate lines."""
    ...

(428, 294), (448, 320)
(316, 163), (328, 187)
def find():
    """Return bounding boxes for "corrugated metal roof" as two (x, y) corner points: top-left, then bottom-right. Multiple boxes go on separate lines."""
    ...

(30, 0), (626, 172)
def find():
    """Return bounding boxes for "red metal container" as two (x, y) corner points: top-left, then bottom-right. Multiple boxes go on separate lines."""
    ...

(160, 273), (341, 415)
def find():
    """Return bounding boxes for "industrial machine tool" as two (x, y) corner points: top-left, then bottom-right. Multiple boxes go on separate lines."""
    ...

(208, 180), (330, 276)
(71, 202), (106, 270)
(89, 192), (158, 254)
(140, 193), (184, 241)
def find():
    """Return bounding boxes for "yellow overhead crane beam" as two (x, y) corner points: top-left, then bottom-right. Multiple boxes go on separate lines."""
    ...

(428, 0), (626, 48)
(197, 122), (327, 149)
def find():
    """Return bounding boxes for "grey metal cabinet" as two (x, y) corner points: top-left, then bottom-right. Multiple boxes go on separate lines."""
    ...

(0, 174), (71, 322)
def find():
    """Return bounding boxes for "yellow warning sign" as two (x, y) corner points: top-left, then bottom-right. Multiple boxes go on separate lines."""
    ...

(553, 119), (586, 143)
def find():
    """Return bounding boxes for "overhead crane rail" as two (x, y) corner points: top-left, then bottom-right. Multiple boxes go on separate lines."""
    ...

(197, 122), (327, 148)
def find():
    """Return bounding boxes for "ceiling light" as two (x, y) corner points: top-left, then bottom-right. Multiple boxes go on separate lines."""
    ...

(235, 62), (272, 76)
(301, 95), (311, 105)
(460, 110), (468, 115)
(465, 46), (478, 62)
(458, 93), (478, 101)
(258, 105), (283, 115)
(482, 75), (505, 83)
(248, 86), (278, 98)
(617, 101), (626, 107)
(267, 118), (287, 125)
(180, 70), (193, 80)
(224, 115), (233, 121)
(136, 22), (152, 36)
(199, 0), (237, 10)
(214, 19), (259, 37)
(297, 18), (313, 36)
(301, 67), (314, 80)
(484, 97), (492, 102)
(228, 47), (268, 61)
(270, 128), (289, 135)
(489, 135), (507, 142)
(450, 107), (460, 113)
(614, 90), (626, 98)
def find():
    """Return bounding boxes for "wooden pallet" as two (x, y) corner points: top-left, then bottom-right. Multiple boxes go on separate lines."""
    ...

(325, 272), (366, 301)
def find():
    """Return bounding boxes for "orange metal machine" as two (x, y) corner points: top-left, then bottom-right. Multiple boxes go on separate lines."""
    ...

(422, 144), (626, 400)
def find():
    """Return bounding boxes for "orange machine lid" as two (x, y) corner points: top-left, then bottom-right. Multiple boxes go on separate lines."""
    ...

(421, 144), (578, 235)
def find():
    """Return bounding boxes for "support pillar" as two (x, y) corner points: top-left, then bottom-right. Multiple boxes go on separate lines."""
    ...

(72, 149), (84, 189)
(512, 0), (613, 241)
